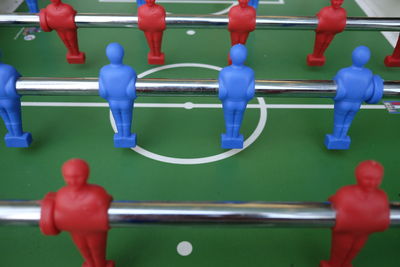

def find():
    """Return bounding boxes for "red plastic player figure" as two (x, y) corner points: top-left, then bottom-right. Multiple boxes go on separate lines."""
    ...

(40, 159), (114, 267)
(320, 160), (390, 267)
(228, 0), (256, 63)
(39, 0), (85, 64)
(384, 34), (400, 67)
(307, 0), (347, 66)
(138, 0), (166, 65)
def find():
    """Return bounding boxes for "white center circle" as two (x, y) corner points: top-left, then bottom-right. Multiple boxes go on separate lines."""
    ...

(177, 241), (193, 256)
(109, 63), (268, 165)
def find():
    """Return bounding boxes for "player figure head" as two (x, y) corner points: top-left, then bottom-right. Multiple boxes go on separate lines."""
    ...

(330, 0), (343, 9)
(238, 0), (249, 8)
(355, 160), (384, 192)
(50, 0), (62, 5)
(62, 159), (90, 190)
(106, 43), (124, 66)
(145, 0), (156, 6)
(230, 44), (247, 66)
(352, 46), (370, 68)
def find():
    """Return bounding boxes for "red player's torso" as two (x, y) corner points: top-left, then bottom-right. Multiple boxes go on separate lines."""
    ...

(331, 186), (390, 233)
(228, 6), (256, 32)
(45, 4), (77, 30)
(138, 4), (166, 32)
(316, 6), (347, 33)
(54, 185), (110, 232)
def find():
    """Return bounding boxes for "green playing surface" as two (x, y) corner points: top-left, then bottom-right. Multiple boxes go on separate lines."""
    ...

(0, 0), (400, 266)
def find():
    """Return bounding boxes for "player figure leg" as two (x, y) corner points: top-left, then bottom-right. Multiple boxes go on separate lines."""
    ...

(320, 232), (357, 267)
(238, 32), (250, 45)
(0, 99), (32, 147)
(384, 35), (400, 67)
(0, 106), (13, 134)
(71, 233), (96, 267)
(221, 102), (245, 149)
(325, 102), (354, 150)
(86, 232), (115, 267)
(144, 31), (165, 65)
(307, 32), (335, 66)
(56, 30), (86, 64)
(110, 101), (136, 148)
(342, 235), (369, 267)
(25, 0), (39, 13)
(230, 32), (241, 46)
(71, 232), (114, 267)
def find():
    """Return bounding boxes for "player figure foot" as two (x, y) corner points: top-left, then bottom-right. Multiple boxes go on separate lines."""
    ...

(66, 52), (86, 64)
(5, 132), (32, 147)
(324, 134), (351, 150)
(148, 52), (165, 65)
(307, 54), (326, 66)
(384, 55), (400, 67)
(221, 133), (244, 149)
(113, 133), (137, 148)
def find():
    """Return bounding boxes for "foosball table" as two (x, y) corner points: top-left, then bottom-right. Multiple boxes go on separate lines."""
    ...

(0, 0), (400, 266)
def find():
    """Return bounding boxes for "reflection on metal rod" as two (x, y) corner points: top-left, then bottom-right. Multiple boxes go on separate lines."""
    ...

(1, 200), (400, 228)
(0, 13), (400, 31)
(15, 77), (400, 98)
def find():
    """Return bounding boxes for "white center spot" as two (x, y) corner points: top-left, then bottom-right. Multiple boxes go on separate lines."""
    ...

(24, 34), (36, 41)
(184, 102), (194, 109)
(177, 241), (193, 256)
(186, 30), (196, 36)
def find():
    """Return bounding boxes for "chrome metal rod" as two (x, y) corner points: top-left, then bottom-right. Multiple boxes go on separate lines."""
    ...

(1, 13), (400, 31)
(1, 200), (400, 228)
(15, 77), (400, 98)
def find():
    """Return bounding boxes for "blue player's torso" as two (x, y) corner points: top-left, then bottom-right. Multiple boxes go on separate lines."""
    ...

(335, 67), (373, 101)
(100, 64), (136, 99)
(220, 66), (254, 101)
(0, 63), (20, 99)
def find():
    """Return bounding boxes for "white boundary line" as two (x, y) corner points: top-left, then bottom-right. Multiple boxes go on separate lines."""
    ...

(354, 0), (397, 47)
(21, 102), (387, 110)
(99, 0), (284, 4)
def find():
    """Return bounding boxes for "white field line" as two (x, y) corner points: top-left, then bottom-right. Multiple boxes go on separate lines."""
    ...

(99, 0), (284, 4)
(14, 27), (24, 40)
(21, 102), (387, 110)
(354, 0), (397, 47)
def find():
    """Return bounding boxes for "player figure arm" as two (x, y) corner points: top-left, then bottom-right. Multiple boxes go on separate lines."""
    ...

(39, 8), (52, 32)
(126, 74), (137, 100)
(218, 75), (227, 100)
(98, 74), (108, 99)
(333, 74), (346, 101)
(365, 75), (384, 104)
(246, 72), (255, 101)
(5, 72), (20, 98)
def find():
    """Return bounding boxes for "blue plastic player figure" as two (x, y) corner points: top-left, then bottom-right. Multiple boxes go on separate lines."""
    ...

(219, 44), (255, 149)
(325, 46), (383, 150)
(136, 0), (145, 7)
(25, 0), (39, 13)
(99, 43), (137, 148)
(248, 0), (259, 9)
(0, 53), (32, 147)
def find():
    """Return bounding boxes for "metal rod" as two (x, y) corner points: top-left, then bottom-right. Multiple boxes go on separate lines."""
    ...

(1, 200), (400, 228)
(15, 77), (400, 98)
(1, 13), (400, 31)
